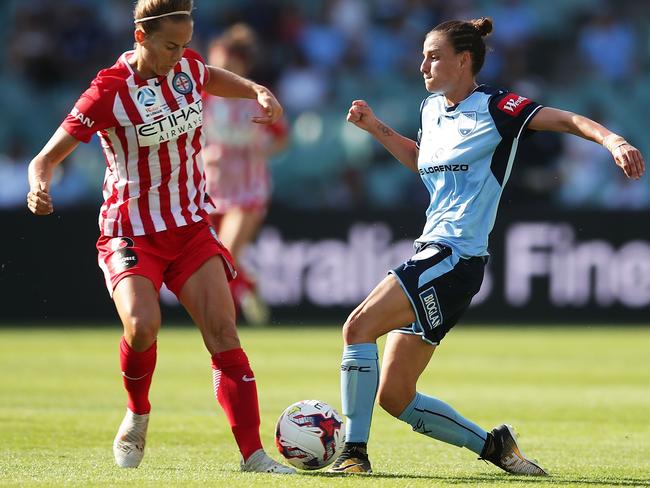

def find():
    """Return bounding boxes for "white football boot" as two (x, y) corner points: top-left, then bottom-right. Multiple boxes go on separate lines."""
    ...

(113, 408), (149, 468)
(240, 449), (296, 474)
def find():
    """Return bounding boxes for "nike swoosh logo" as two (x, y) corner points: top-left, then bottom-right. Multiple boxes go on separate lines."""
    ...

(242, 375), (256, 382)
(332, 462), (363, 471)
(122, 372), (149, 381)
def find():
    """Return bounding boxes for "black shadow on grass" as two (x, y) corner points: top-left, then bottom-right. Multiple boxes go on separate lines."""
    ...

(301, 471), (650, 486)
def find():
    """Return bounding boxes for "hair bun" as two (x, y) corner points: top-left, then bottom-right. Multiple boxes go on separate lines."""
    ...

(471, 17), (493, 37)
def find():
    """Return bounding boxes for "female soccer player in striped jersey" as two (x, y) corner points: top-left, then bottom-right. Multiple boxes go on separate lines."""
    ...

(331, 17), (644, 475)
(26, 0), (294, 474)
(203, 24), (288, 325)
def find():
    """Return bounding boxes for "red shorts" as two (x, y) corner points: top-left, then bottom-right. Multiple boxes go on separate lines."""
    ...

(97, 220), (236, 297)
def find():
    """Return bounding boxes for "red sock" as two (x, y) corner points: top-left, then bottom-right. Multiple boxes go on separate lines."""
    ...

(211, 348), (262, 461)
(119, 337), (156, 415)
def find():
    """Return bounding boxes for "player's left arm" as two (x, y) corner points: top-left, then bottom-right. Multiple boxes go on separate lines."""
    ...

(528, 107), (645, 180)
(203, 66), (283, 125)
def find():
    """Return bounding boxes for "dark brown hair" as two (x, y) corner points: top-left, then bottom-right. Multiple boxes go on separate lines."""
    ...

(209, 23), (258, 67)
(428, 17), (493, 75)
(134, 0), (193, 33)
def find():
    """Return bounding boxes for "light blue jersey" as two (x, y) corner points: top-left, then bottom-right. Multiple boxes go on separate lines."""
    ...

(416, 85), (542, 258)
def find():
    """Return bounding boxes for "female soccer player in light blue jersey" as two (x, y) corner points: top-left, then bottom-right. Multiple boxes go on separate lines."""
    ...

(330, 17), (645, 475)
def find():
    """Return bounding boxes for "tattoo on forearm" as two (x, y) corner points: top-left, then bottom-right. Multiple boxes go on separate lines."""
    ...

(376, 121), (393, 137)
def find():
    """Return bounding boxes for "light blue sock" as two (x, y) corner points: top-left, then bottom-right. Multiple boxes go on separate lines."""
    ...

(398, 392), (487, 454)
(340, 343), (379, 443)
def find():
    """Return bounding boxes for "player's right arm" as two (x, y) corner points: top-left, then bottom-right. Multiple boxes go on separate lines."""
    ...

(27, 128), (80, 215)
(27, 69), (117, 216)
(346, 100), (419, 173)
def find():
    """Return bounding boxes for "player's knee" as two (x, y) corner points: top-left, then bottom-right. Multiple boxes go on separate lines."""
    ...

(342, 307), (373, 344)
(123, 313), (159, 351)
(377, 381), (414, 417)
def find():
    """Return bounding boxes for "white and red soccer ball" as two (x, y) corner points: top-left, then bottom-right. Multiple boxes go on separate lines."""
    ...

(275, 400), (345, 470)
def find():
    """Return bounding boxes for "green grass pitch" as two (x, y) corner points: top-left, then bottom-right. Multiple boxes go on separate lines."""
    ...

(1, 324), (649, 487)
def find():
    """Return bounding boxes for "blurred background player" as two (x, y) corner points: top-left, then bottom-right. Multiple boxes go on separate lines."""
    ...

(330, 17), (644, 475)
(26, 0), (294, 474)
(203, 24), (288, 325)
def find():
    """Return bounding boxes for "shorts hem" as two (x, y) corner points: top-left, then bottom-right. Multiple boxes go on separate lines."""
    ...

(109, 273), (161, 298)
(165, 251), (236, 298)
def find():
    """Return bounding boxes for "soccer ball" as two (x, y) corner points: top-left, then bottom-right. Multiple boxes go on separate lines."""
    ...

(275, 399), (345, 470)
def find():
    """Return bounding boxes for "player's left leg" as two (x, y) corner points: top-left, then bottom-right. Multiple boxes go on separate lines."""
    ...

(176, 255), (294, 474)
(378, 318), (547, 476)
(378, 332), (488, 453)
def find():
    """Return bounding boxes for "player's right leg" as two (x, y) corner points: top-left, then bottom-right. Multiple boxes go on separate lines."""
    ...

(379, 332), (488, 453)
(329, 274), (416, 474)
(111, 275), (162, 468)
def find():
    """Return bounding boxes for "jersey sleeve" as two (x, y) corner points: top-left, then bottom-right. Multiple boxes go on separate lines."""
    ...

(488, 91), (542, 140)
(61, 74), (117, 143)
(183, 48), (209, 89)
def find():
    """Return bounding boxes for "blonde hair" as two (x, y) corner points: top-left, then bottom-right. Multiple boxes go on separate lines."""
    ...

(133, 0), (193, 32)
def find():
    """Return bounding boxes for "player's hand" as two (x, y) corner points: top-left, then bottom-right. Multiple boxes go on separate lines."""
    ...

(27, 181), (53, 215)
(252, 86), (283, 125)
(612, 143), (645, 180)
(346, 100), (377, 132)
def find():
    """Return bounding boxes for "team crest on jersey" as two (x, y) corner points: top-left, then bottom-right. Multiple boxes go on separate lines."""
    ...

(458, 111), (477, 136)
(173, 72), (193, 95)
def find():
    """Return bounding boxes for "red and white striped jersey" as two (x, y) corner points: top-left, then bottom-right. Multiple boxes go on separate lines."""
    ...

(61, 49), (212, 236)
(202, 97), (287, 213)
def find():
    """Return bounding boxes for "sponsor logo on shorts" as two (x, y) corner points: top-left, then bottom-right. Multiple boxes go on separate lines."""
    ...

(111, 248), (138, 272)
(419, 286), (442, 330)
